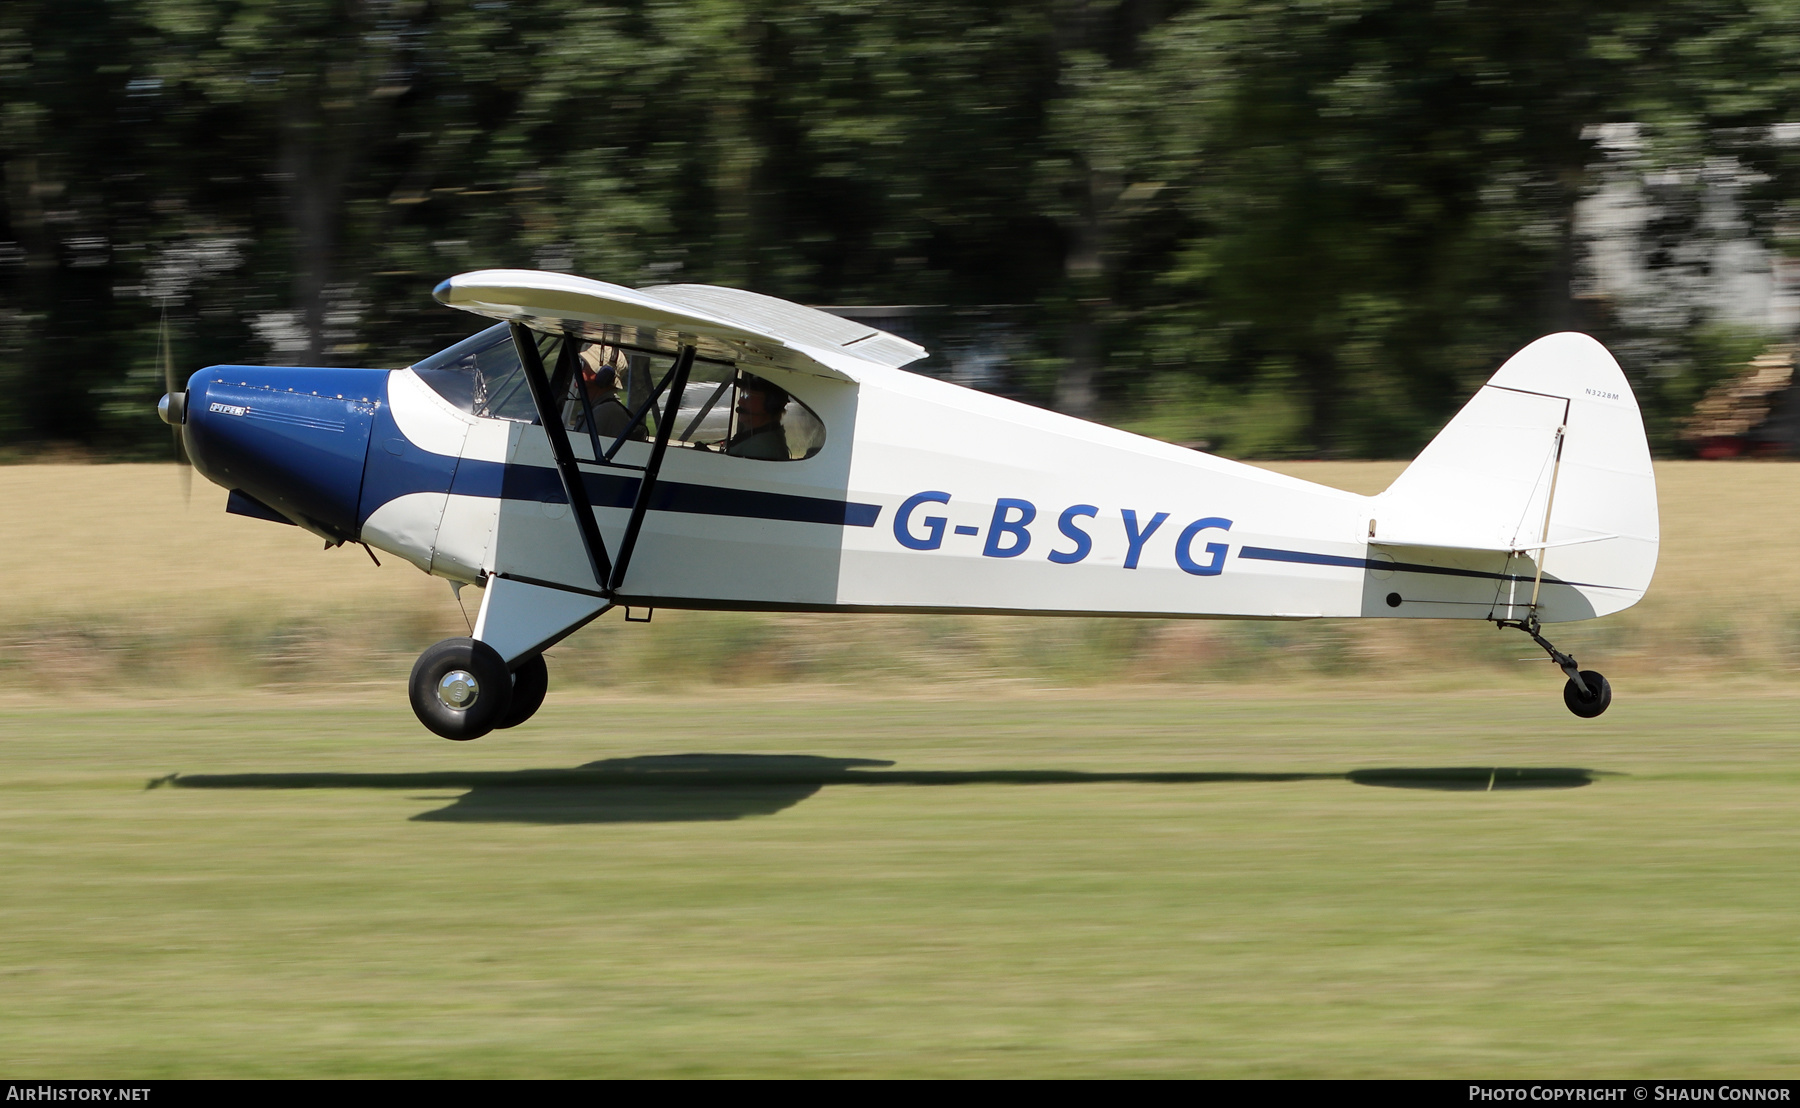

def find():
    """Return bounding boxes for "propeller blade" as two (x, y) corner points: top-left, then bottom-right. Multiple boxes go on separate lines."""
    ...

(159, 306), (191, 505)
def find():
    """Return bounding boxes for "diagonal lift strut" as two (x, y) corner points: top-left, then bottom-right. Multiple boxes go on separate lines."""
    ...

(512, 323), (615, 591)
(512, 324), (695, 599)
(610, 344), (694, 593)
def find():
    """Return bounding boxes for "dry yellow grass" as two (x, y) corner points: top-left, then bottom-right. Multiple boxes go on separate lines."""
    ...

(1265, 458), (1800, 616)
(0, 464), (450, 624)
(1265, 459), (1800, 674)
(3, 460), (1798, 688)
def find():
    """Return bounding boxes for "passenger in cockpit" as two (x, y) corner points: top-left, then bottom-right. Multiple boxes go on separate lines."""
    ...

(569, 345), (637, 440)
(726, 375), (791, 460)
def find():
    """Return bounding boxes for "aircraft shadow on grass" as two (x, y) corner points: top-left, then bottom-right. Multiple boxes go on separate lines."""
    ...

(148, 755), (1603, 825)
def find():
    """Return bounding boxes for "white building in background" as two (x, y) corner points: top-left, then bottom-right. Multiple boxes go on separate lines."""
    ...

(1576, 123), (1800, 336)
(1576, 124), (1800, 455)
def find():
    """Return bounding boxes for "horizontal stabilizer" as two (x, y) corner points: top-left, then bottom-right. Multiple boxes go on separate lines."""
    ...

(1367, 532), (1619, 554)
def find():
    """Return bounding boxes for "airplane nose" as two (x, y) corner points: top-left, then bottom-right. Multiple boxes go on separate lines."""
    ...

(183, 365), (390, 542)
(157, 391), (186, 426)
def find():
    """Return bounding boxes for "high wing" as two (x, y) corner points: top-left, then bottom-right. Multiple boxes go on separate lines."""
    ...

(432, 269), (928, 382)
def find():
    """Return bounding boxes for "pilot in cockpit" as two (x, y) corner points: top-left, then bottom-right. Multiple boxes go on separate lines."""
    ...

(725, 375), (791, 460)
(567, 344), (637, 441)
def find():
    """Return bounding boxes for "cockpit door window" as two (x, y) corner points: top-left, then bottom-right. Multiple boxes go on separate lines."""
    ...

(412, 323), (825, 461)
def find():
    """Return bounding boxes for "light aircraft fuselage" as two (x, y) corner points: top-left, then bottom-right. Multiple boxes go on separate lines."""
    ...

(163, 270), (1658, 736)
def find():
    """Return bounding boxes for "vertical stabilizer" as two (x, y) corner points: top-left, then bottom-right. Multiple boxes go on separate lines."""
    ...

(1371, 333), (1659, 621)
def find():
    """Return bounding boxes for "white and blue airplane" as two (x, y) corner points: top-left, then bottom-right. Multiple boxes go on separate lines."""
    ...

(158, 270), (1658, 738)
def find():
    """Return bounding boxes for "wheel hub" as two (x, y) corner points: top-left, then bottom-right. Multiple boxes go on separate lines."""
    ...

(437, 670), (479, 710)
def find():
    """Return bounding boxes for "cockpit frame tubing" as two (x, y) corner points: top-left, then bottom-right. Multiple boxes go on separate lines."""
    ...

(608, 344), (695, 594)
(679, 375), (735, 444)
(512, 322), (616, 592)
(601, 358), (683, 464)
(559, 336), (610, 468)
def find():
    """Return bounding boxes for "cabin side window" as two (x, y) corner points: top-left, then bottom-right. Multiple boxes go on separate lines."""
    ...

(565, 344), (825, 461)
(411, 324), (825, 461)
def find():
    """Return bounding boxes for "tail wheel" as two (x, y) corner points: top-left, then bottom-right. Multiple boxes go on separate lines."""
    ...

(495, 654), (549, 730)
(1562, 670), (1612, 719)
(409, 638), (512, 741)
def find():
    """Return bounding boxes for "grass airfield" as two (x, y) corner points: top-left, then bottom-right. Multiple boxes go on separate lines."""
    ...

(5, 691), (1800, 1077)
(3, 461), (1800, 1075)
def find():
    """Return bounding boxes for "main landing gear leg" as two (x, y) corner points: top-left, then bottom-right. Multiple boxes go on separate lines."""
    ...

(407, 575), (607, 740)
(1496, 615), (1612, 718)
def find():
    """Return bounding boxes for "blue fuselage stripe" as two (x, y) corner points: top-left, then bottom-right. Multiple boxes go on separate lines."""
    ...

(1239, 547), (1368, 570)
(446, 459), (881, 528)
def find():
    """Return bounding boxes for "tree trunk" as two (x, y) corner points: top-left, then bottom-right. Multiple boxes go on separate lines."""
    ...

(1056, 298), (1101, 416)
(1055, 168), (1105, 418)
(1299, 345), (1341, 458)
(281, 95), (351, 366)
(1540, 168), (1584, 335)
(1047, 0), (1168, 418)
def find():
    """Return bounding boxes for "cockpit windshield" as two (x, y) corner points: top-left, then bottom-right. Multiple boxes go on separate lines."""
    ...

(410, 323), (548, 423)
(410, 323), (826, 462)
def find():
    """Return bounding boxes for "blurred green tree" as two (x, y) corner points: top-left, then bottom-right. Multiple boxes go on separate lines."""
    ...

(1, 0), (1796, 458)
(1122, 0), (1800, 457)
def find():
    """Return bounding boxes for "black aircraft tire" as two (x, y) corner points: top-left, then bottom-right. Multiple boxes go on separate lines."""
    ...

(1562, 670), (1612, 719)
(409, 637), (512, 741)
(494, 654), (549, 730)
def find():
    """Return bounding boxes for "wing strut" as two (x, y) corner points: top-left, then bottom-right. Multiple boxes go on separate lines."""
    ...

(609, 344), (695, 593)
(511, 322), (615, 592)
(1527, 422), (1568, 613)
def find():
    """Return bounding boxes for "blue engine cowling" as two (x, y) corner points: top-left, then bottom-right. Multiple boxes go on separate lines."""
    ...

(183, 365), (390, 543)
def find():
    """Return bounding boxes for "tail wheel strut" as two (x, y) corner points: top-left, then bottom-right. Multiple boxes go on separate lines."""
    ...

(1496, 616), (1612, 719)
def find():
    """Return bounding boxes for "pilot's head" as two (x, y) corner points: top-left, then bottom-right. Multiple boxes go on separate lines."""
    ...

(578, 345), (621, 397)
(736, 376), (789, 429)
